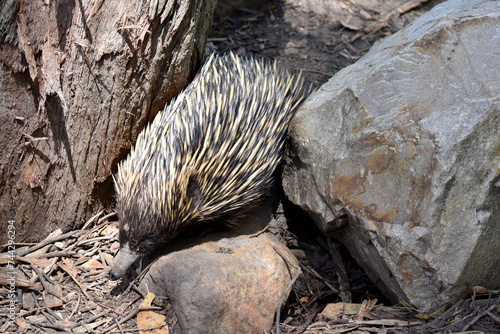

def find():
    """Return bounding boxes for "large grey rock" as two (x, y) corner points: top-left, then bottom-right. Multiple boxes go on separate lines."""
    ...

(283, 0), (500, 312)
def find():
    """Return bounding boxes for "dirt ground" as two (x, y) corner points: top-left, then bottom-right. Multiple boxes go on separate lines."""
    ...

(1, 1), (500, 333)
(207, 0), (446, 86)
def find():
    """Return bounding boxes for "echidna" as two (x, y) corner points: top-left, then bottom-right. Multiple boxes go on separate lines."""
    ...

(109, 52), (313, 280)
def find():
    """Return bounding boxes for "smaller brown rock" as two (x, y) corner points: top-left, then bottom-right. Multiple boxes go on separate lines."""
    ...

(139, 232), (298, 334)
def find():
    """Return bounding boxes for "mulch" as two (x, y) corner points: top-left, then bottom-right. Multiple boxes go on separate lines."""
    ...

(2, 0), (500, 333)
(1, 211), (499, 333)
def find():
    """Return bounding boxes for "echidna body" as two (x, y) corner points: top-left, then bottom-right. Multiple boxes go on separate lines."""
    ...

(110, 52), (312, 280)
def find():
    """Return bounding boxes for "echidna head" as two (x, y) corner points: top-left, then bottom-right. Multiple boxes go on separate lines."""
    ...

(109, 193), (172, 280)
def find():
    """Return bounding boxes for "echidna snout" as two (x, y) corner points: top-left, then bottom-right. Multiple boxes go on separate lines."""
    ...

(110, 52), (313, 280)
(109, 243), (138, 280)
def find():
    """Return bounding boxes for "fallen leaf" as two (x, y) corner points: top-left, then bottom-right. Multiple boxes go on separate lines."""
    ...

(137, 292), (169, 334)
(100, 225), (118, 237)
(60, 257), (78, 277)
(472, 286), (490, 295)
(321, 302), (362, 319)
(80, 258), (105, 270)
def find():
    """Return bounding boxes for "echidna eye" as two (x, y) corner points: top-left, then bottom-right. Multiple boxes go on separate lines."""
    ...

(137, 238), (155, 255)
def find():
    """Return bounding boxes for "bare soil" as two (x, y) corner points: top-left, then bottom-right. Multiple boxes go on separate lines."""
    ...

(208, 0), (445, 86)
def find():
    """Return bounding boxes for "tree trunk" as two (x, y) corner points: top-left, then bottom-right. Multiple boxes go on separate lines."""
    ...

(0, 0), (217, 243)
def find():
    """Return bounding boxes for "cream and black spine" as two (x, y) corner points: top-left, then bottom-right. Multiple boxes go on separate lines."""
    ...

(110, 52), (313, 280)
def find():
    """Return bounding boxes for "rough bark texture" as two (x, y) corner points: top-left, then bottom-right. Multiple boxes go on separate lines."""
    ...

(0, 0), (217, 243)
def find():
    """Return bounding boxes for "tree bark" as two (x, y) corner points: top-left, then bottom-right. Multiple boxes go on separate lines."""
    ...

(0, 0), (217, 243)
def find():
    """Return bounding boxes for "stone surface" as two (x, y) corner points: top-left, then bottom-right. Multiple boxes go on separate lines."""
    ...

(283, 0), (500, 312)
(138, 200), (298, 334)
